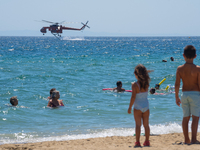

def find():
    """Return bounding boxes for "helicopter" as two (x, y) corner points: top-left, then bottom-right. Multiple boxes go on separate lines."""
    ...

(40, 20), (90, 39)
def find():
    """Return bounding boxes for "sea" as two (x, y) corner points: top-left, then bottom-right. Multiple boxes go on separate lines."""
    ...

(0, 36), (200, 144)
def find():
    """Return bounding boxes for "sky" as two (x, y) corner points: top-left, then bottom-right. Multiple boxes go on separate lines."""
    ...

(0, 0), (200, 36)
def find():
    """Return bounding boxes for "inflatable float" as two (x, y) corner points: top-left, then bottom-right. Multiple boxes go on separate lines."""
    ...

(102, 88), (132, 92)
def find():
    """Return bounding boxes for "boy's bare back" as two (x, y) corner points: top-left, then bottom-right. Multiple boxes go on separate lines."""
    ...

(176, 63), (200, 91)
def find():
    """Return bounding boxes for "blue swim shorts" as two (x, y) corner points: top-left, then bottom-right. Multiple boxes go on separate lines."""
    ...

(181, 91), (200, 117)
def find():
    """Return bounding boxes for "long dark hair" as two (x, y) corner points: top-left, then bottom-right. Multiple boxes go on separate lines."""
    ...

(134, 64), (150, 90)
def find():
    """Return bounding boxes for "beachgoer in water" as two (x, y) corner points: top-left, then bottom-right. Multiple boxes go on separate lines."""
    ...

(170, 57), (174, 61)
(10, 96), (18, 106)
(128, 64), (150, 147)
(162, 60), (167, 62)
(112, 81), (125, 92)
(47, 88), (56, 100)
(149, 88), (156, 94)
(47, 90), (64, 107)
(155, 84), (160, 89)
(175, 45), (200, 144)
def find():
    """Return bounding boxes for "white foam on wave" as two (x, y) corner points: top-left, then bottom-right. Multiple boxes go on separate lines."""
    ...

(8, 48), (14, 51)
(1, 121), (199, 145)
(61, 36), (85, 41)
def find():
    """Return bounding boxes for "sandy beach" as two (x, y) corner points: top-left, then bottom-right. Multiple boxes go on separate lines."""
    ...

(0, 133), (200, 150)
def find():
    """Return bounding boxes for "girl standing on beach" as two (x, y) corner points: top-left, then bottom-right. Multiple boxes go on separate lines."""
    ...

(128, 64), (150, 147)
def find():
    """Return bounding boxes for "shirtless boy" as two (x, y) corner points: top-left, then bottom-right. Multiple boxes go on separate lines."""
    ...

(175, 45), (200, 144)
(113, 81), (125, 92)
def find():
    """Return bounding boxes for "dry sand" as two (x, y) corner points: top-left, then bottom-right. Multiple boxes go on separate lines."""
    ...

(0, 133), (200, 150)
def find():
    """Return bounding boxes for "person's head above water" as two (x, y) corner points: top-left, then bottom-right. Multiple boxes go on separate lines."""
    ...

(10, 96), (18, 106)
(116, 81), (122, 87)
(170, 57), (174, 61)
(52, 90), (60, 99)
(49, 88), (56, 99)
(155, 84), (160, 89)
(184, 45), (196, 59)
(134, 64), (150, 89)
(149, 88), (156, 94)
(50, 88), (56, 95)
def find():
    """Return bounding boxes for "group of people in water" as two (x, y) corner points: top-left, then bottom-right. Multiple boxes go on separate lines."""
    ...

(9, 45), (200, 147)
(9, 88), (64, 107)
(112, 78), (170, 95)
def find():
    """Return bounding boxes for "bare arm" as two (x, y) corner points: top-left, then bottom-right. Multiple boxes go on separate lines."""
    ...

(198, 67), (200, 91)
(112, 87), (116, 91)
(175, 68), (181, 107)
(147, 70), (154, 73)
(59, 100), (64, 106)
(128, 83), (137, 114)
(121, 88), (125, 91)
(47, 101), (51, 107)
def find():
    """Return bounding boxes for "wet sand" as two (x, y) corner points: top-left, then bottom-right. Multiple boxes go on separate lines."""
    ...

(0, 133), (200, 150)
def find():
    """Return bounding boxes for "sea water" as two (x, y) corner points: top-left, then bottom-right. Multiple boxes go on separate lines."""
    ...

(0, 36), (200, 144)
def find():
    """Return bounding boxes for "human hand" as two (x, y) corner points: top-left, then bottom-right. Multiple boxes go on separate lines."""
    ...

(176, 97), (181, 107)
(128, 107), (132, 114)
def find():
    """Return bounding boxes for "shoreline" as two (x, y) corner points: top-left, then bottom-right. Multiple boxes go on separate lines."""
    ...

(0, 133), (200, 150)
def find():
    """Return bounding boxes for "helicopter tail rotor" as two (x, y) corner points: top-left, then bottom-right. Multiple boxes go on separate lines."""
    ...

(81, 21), (90, 30)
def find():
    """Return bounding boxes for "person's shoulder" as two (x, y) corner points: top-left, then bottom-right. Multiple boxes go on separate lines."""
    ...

(59, 100), (64, 106)
(120, 88), (125, 91)
(47, 100), (52, 106)
(195, 65), (200, 69)
(131, 82), (136, 85)
(131, 82), (139, 93)
(48, 100), (53, 104)
(177, 64), (184, 69)
(176, 64), (185, 72)
(132, 82), (138, 88)
(194, 65), (200, 72)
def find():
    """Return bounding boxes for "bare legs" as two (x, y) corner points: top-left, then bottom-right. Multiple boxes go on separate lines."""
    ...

(143, 110), (150, 142)
(134, 109), (150, 143)
(182, 115), (199, 144)
(191, 115), (199, 143)
(182, 116), (190, 144)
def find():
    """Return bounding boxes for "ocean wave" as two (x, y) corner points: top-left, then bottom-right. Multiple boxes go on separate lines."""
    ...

(0, 122), (198, 145)
(61, 36), (85, 41)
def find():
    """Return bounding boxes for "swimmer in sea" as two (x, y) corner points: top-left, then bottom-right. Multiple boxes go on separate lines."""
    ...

(149, 87), (175, 95)
(149, 88), (166, 95)
(170, 57), (174, 61)
(10, 96), (18, 106)
(155, 84), (160, 90)
(149, 88), (156, 94)
(113, 81), (125, 92)
(47, 90), (64, 107)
